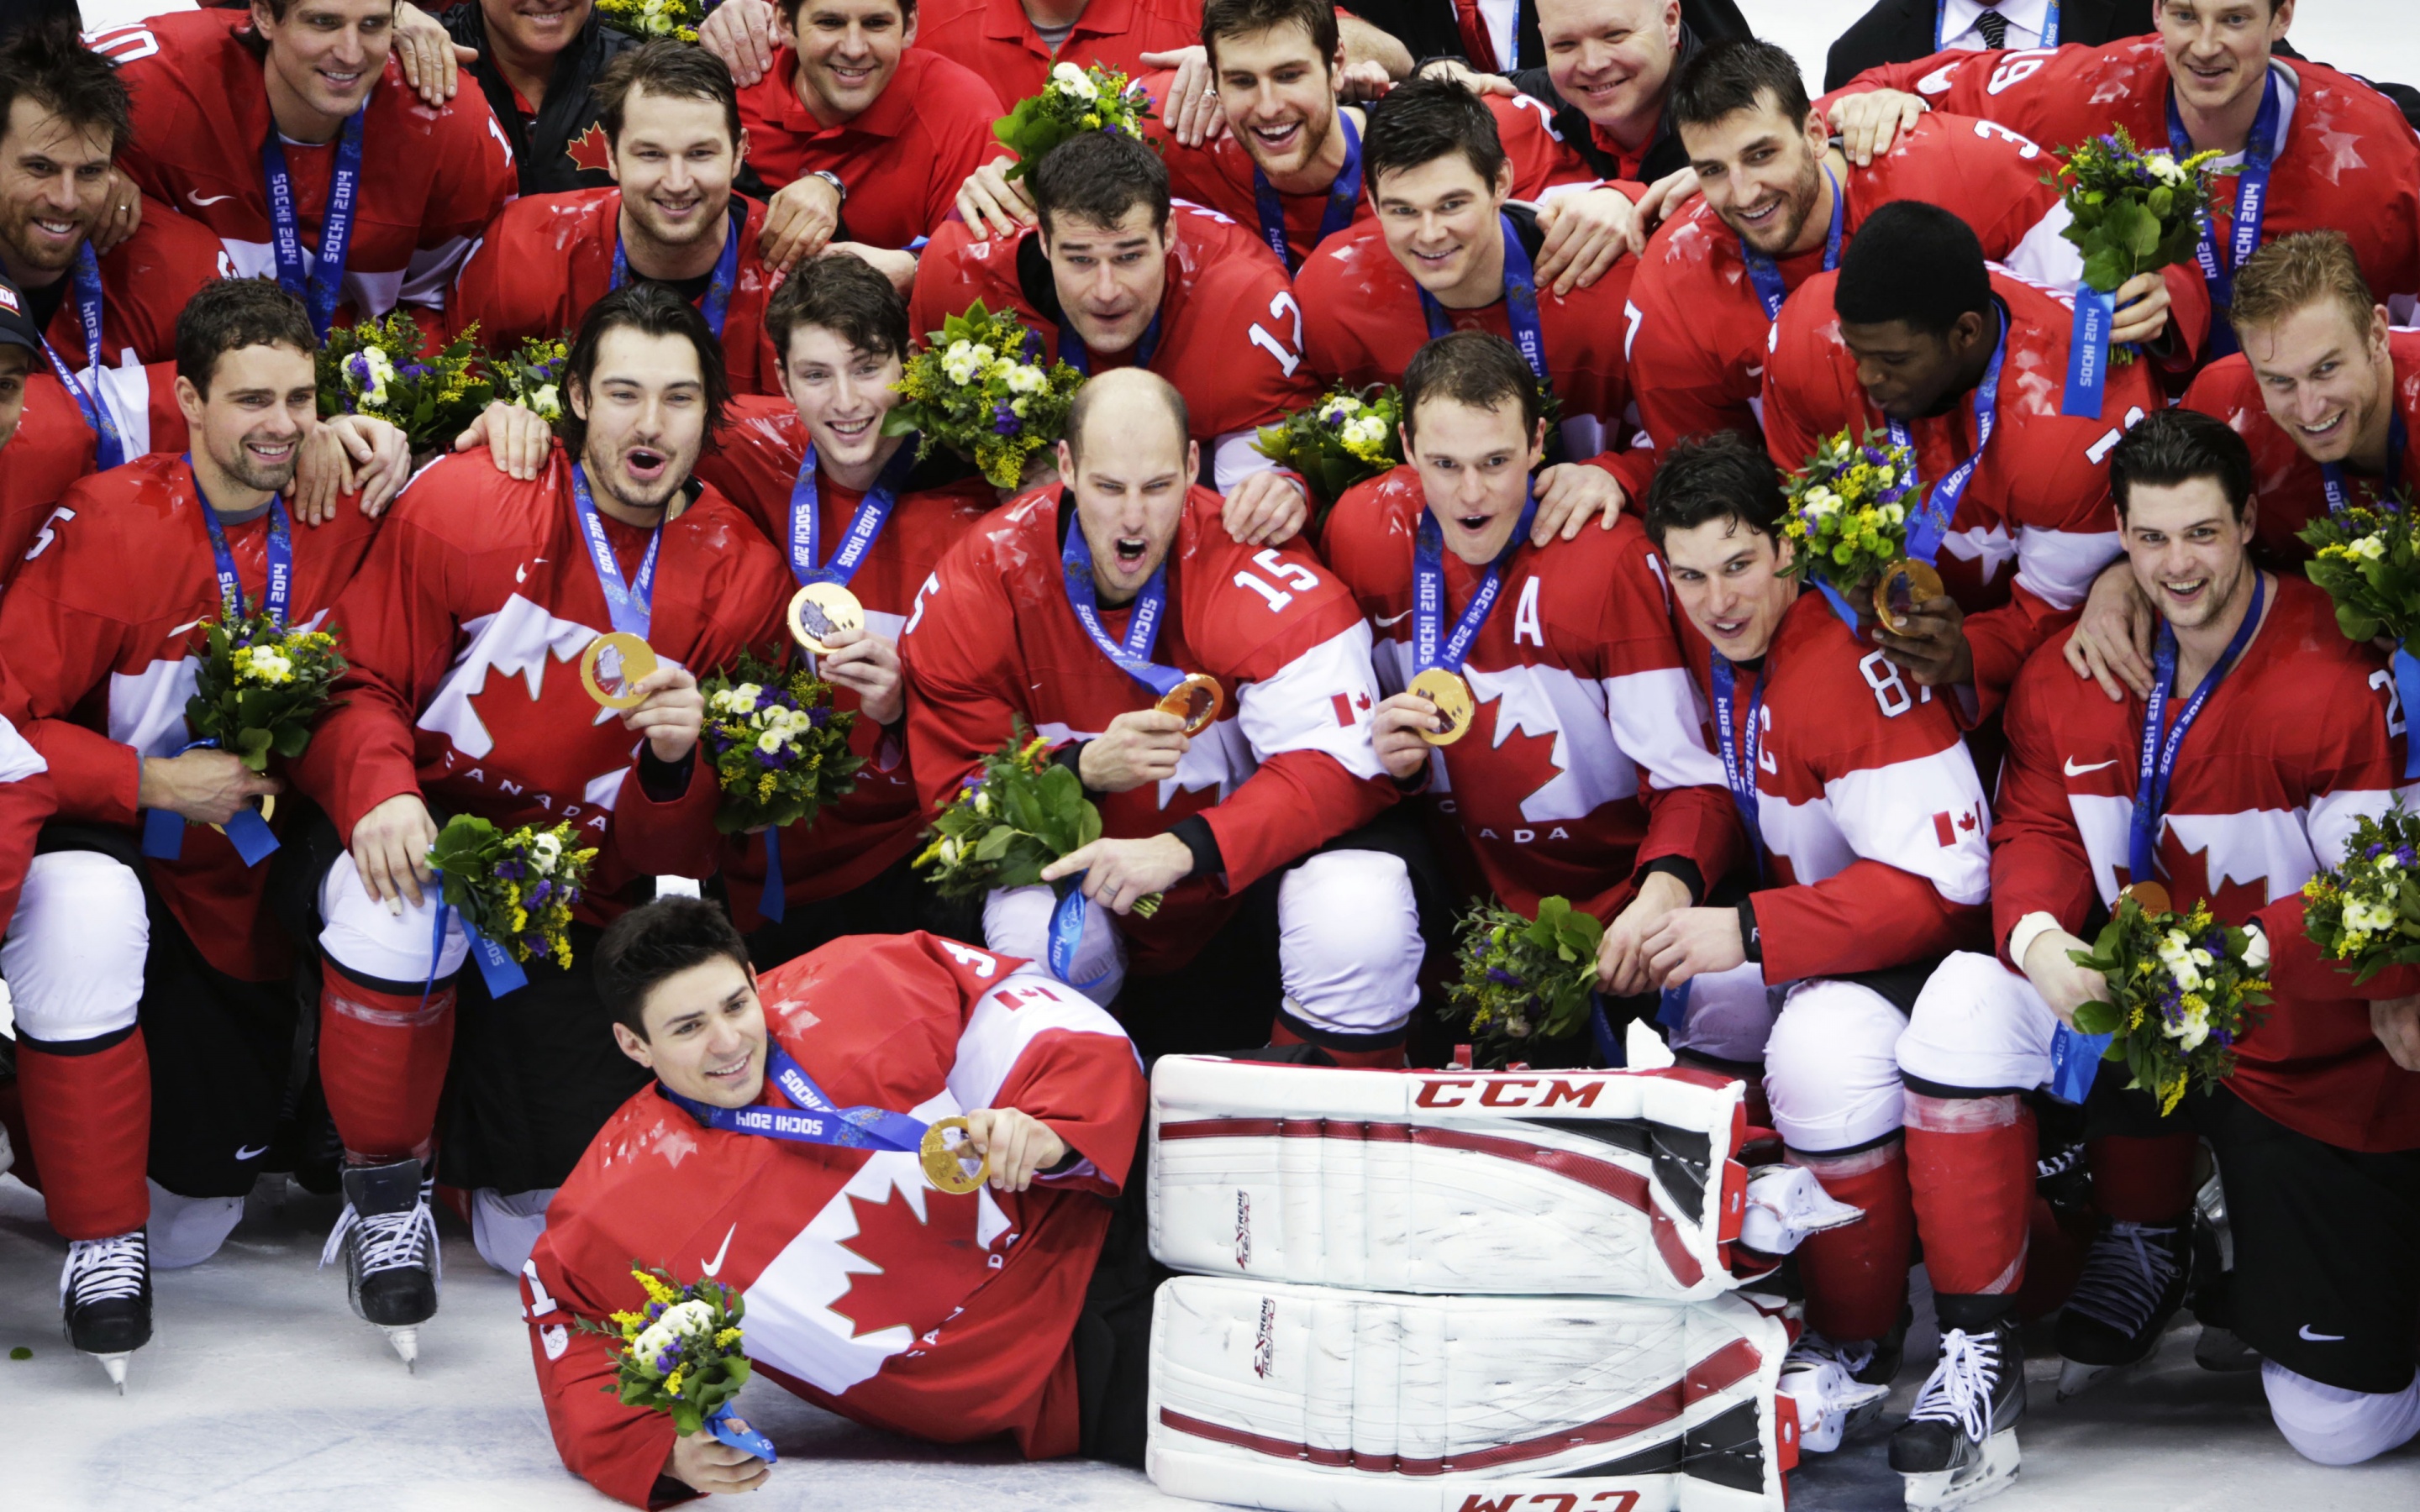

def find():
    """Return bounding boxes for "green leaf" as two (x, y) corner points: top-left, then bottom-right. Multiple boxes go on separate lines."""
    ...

(2105, 197), (2162, 260)
(2071, 999), (2121, 1035)
(2081, 245), (2131, 294)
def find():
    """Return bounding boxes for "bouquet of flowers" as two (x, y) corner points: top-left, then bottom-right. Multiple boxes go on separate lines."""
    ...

(182, 612), (345, 772)
(575, 1268), (770, 1455)
(700, 654), (862, 835)
(1254, 386), (1403, 517)
(1439, 895), (1605, 1067)
(888, 302), (1086, 490)
(2301, 801), (2420, 984)
(2065, 892), (2271, 1116)
(425, 816), (596, 969)
(2301, 494), (2420, 644)
(594, 0), (700, 42)
(914, 723), (1158, 915)
(489, 333), (569, 423)
(995, 63), (1156, 181)
(1778, 427), (1920, 601)
(2049, 129), (2223, 365)
(319, 313), (494, 455)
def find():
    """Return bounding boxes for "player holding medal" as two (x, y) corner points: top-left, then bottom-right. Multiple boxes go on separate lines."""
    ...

(287, 284), (789, 1347)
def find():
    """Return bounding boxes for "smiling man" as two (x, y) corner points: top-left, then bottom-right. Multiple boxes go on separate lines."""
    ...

(286, 284), (790, 1357)
(903, 369), (1421, 1063)
(95, 0), (515, 334)
(524, 900), (1149, 1504)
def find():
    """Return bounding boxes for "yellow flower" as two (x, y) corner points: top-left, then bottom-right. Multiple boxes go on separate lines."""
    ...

(635, 1269), (679, 1305)
(713, 1327), (743, 1348)
(665, 1367), (686, 1398)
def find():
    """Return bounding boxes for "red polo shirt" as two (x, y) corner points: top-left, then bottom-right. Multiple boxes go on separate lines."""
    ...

(739, 45), (1007, 249)
(911, 0), (1202, 112)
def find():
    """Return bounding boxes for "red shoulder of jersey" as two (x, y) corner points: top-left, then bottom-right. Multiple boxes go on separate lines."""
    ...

(49, 198), (232, 368)
(1760, 591), (1970, 773)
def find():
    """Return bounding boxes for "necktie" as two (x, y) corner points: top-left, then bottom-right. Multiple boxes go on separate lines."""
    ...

(1976, 8), (2011, 48)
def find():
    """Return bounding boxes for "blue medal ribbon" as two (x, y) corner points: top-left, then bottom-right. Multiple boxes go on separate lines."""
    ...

(570, 464), (662, 642)
(1587, 992), (1627, 1068)
(1060, 312), (1161, 377)
(1936, 0), (2058, 48)
(1421, 213), (1549, 390)
(660, 1043), (935, 1156)
(1889, 307), (2006, 570)
(2319, 409), (2404, 516)
(422, 879), (529, 1000)
(2062, 285), (2117, 419)
(39, 245), (125, 469)
(1410, 491), (1537, 679)
(1661, 655), (1768, 1030)
(612, 199), (744, 337)
(705, 1402), (778, 1464)
(2049, 569), (2268, 1101)
(1742, 167), (1844, 323)
(262, 107), (366, 339)
(1254, 109), (1361, 273)
(2170, 66), (2280, 362)
(788, 442), (913, 590)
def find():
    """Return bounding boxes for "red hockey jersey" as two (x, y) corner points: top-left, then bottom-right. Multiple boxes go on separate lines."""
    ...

(1296, 216), (1652, 496)
(908, 205), (1317, 455)
(909, 0), (1202, 114)
(1763, 265), (2152, 721)
(1991, 575), (2420, 1151)
(0, 701), (51, 941)
(1320, 465), (1740, 921)
(39, 197), (231, 370)
(737, 46), (1004, 249)
(692, 399), (995, 925)
(2182, 327), (2420, 570)
(289, 445), (793, 911)
(1687, 591), (1992, 985)
(448, 188), (786, 396)
(93, 10), (516, 323)
(1627, 111), (2170, 454)
(0, 454), (380, 980)
(0, 370), (190, 585)
(902, 485), (1393, 969)
(1830, 41), (2420, 316)
(523, 932), (1145, 1508)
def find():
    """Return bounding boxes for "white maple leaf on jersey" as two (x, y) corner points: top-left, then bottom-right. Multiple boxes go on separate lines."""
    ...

(418, 592), (662, 762)
(1938, 520), (2018, 585)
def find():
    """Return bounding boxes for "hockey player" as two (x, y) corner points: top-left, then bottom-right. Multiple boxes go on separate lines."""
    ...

(1981, 408), (2420, 1478)
(1633, 36), (2196, 456)
(690, 253), (993, 963)
(1297, 78), (1647, 539)
(284, 284), (791, 1357)
(902, 369), (1420, 1062)
(1761, 201), (2154, 722)
(92, 1), (515, 334)
(525, 899), (1149, 1504)
(908, 129), (1318, 538)
(0, 279), (402, 1389)
(1825, 0), (2420, 354)
(449, 42), (792, 397)
(1319, 331), (1740, 995)
(1639, 431), (1995, 1460)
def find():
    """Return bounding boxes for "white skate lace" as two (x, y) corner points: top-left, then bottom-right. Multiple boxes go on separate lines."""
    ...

(1786, 1330), (1878, 1378)
(318, 1184), (443, 1286)
(2065, 1220), (2180, 1335)
(1907, 1327), (2000, 1445)
(60, 1231), (147, 1306)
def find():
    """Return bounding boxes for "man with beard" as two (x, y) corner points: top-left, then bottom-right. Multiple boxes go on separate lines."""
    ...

(283, 284), (790, 1358)
(0, 280), (390, 1390)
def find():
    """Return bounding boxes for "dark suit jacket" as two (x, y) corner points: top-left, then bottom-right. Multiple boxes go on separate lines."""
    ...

(1823, 0), (2153, 92)
(441, 1), (638, 197)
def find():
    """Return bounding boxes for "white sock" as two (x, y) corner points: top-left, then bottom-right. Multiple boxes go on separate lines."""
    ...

(470, 1186), (557, 1277)
(145, 1179), (246, 1270)
(2263, 1358), (2420, 1466)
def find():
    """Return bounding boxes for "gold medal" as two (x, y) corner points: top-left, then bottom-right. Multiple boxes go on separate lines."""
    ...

(2120, 880), (2171, 916)
(579, 632), (657, 710)
(1871, 559), (1946, 634)
(787, 581), (865, 655)
(1407, 667), (1473, 747)
(1154, 672), (1223, 736)
(918, 1116), (987, 1194)
(208, 793), (276, 837)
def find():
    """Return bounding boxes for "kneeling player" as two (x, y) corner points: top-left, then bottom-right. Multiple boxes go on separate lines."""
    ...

(524, 899), (1149, 1504)
(1639, 433), (1996, 1462)
(903, 369), (1421, 1062)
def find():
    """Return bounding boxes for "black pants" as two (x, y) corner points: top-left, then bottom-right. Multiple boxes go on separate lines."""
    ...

(1072, 1125), (1167, 1465)
(714, 846), (983, 974)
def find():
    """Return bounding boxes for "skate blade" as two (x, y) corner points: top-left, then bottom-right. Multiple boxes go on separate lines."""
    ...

(1903, 1428), (2019, 1510)
(382, 1326), (418, 1371)
(2192, 1326), (2262, 1373)
(91, 1352), (129, 1394)
(2054, 1352), (2153, 1402)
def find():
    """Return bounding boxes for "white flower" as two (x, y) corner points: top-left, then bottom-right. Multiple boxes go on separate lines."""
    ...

(939, 837), (962, 865)
(2171, 998), (2211, 1052)
(1876, 466), (1897, 488)
(945, 340), (973, 362)
(634, 1299), (717, 1364)
(1051, 62), (1099, 100)
(944, 359), (976, 386)
(245, 648), (293, 685)
(756, 730), (785, 754)
(529, 384), (561, 422)
(974, 790), (992, 816)
(527, 830), (564, 875)
(969, 344), (996, 366)
(353, 346), (397, 407)
(1005, 363), (1046, 395)
(2351, 533), (2388, 560)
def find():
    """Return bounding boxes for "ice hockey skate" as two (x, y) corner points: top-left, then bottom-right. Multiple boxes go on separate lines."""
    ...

(61, 1229), (151, 1393)
(1779, 1330), (1894, 1452)
(320, 1158), (440, 1369)
(2054, 1218), (2191, 1400)
(1892, 1320), (2023, 1509)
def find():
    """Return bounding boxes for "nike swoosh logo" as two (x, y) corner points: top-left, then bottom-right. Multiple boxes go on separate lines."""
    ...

(2065, 757), (2118, 777)
(234, 1144), (269, 1161)
(2299, 1326), (2346, 1341)
(700, 1222), (736, 1278)
(186, 191), (234, 207)
(1376, 610), (1413, 627)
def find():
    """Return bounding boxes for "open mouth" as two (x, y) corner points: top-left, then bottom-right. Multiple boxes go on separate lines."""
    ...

(318, 68), (366, 94)
(1707, 613), (1752, 641)
(2299, 411), (2347, 440)
(247, 437), (297, 465)
(1735, 197), (1784, 230)
(1412, 244), (1460, 273)
(2159, 575), (2210, 612)
(826, 413), (877, 442)
(625, 447), (668, 484)
(1455, 512), (1491, 534)
(1113, 536), (1150, 567)
(826, 60), (876, 85)
(652, 195), (706, 222)
(702, 1051), (754, 1086)
(1250, 120), (1304, 155)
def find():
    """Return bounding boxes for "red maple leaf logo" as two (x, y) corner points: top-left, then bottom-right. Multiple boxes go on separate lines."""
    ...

(829, 1187), (995, 1342)
(566, 123), (613, 176)
(1448, 694), (1570, 833)
(2141, 843), (2273, 927)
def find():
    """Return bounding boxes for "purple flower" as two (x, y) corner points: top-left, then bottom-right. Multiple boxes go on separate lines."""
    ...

(808, 706), (830, 727)
(992, 401), (1020, 435)
(1486, 967), (1525, 988)
(527, 879), (554, 906)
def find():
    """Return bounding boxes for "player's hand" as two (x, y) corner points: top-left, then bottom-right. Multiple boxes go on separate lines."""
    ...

(623, 663), (706, 765)
(290, 416), (411, 523)
(955, 156), (1037, 243)
(812, 624), (903, 726)
(1643, 905), (1748, 989)
(1076, 709), (1190, 793)
(1600, 870), (1690, 996)
(1144, 47), (1228, 147)
(1868, 594), (1973, 688)
(393, 3), (475, 106)
(1533, 186), (1639, 297)
(1222, 470), (1307, 546)
(1370, 691), (1443, 781)
(1338, 60), (1393, 102)
(456, 400), (553, 481)
(1041, 832), (1194, 913)
(759, 175), (842, 274)
(2022, 926), (2110, 1029)
(137, 748), (281, 827)
(824, 241), (918, 296)
(287, 422), (355, 527)
(1828, 88), (1926, 165)
(697, 0), (780, 88)
(92, 171), (141, 255)
(1631, 165), (1702, 230)
(1528, 462), (1625, 543)
(2064, 557), (2156, 702)
(1413, 58), (1518, 97)
(349, 792), (440, 913)
(2370, 992), (2420, 1072)
(665, 1428), (771, 1495)
(2107, 270), (2172, 349)
(960, 1106), (1068, 1193)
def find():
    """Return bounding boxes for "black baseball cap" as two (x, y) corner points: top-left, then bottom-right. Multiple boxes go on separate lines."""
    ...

(0, 270), (44, 359)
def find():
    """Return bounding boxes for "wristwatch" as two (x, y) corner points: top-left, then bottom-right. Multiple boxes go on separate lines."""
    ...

(809, 169), (847, 204)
